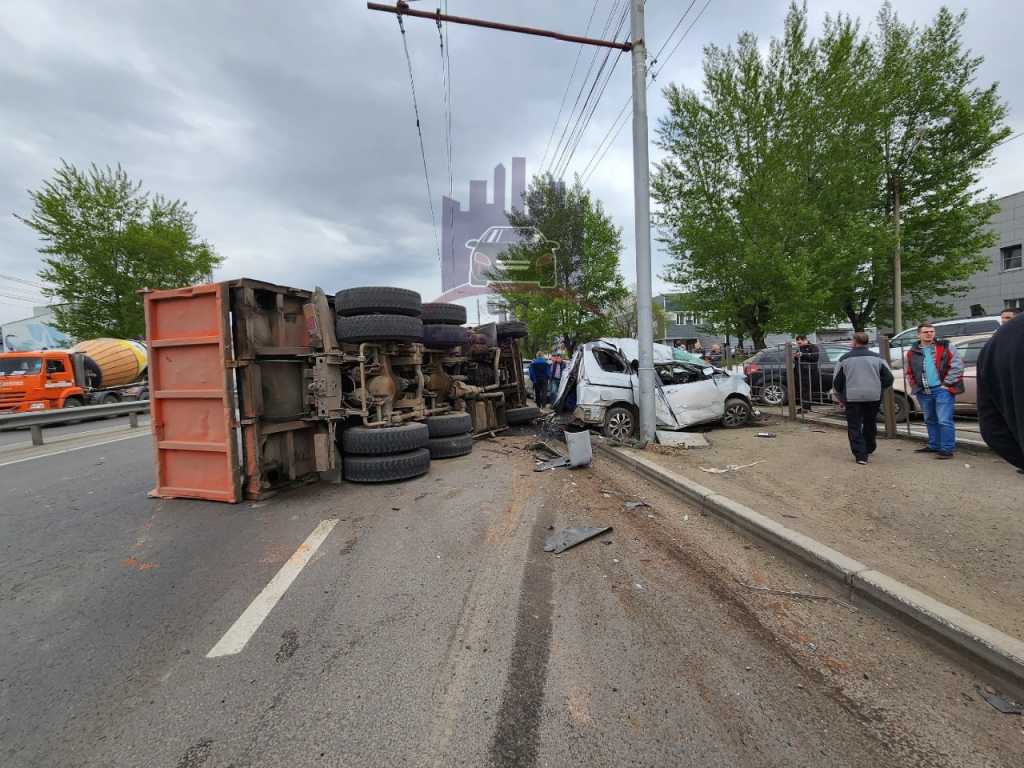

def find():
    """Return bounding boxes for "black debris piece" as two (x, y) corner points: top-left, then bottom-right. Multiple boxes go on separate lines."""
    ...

(535, 456), (571, 472)
(976, 686), (1024, 715)
(544, 526), (613, 554)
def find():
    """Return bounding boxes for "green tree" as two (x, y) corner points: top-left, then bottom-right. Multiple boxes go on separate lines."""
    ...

(17, 161), (221, 339)
(652, 3), (1008, 343)
(494, 175), (628, 352)
(609, 284), (668, 340)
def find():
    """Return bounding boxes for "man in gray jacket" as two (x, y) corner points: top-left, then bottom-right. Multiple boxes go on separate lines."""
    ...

(833, 332), (894, 465)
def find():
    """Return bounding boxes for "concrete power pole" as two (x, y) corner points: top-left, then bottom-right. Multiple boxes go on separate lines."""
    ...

(630, 0), (656, 443)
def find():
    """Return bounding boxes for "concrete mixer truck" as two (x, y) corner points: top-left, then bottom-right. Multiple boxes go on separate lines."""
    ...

(0, 338), (148, 414)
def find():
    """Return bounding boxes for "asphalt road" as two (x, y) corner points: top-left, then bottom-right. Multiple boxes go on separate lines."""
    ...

(0, 432), (1008, 767)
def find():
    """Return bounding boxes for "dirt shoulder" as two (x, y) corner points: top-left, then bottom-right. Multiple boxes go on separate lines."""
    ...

(627, 419), (1024, 640)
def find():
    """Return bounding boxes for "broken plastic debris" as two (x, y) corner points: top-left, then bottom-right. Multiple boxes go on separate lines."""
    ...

(699, 460), (765, 474)
(976, 686), (1024, 715)
(756, 432), (776, 438)
(535, 456), (571, 472)
(623, 500), (650, 510)
(543, 526), (613, 554)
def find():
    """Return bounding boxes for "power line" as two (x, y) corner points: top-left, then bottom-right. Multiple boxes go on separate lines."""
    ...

(580, 0), (714, 183)
(437, 1), (453, 200)
(0, 273), (50, 291)
(396, 12), (441, 262)
(0, 290), (48, 305)
(550, 2), (630, 179)
(539, 0), (601, 171)
(545, 0), (624, 176)
(648, 0), (698, 69)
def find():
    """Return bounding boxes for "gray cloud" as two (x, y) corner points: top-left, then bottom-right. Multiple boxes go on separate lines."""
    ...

(2, 1), (1020, 325)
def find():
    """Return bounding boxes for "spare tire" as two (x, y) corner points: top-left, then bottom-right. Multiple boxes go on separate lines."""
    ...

(421, 303), (467, 325)
(342, 422), (429, 455)
(336, 314), (423, 343)
(343, 448), (431, 483)
(496, 321), (528, 339)
(422, 324), (470, 348)
(506, 405), (541, 425)
(424, 412), (472, 438)
(427, 433), (474, 459)
(335, 286), (422, 317)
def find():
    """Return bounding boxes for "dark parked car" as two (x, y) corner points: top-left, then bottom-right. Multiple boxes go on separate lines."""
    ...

(742, 343), (852, 406)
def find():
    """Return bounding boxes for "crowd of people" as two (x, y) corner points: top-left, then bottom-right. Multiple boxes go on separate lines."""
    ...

(527, 350), (567, 408)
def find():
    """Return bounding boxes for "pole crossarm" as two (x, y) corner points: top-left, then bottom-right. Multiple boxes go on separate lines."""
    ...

(367, 3), (633, 51)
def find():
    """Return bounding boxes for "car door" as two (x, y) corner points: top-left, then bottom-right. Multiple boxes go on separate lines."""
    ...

(956, 341), (984, 414)
(660, 365), (726, 427)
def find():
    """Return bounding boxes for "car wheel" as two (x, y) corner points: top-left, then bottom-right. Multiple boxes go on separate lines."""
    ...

(423, 412), (472, 438)
(891, 393), (910, 423)
(343, 448), (431, 483)
(334, 286), (422, 317)
(721, 397), (752, 428)
(603, 406), (636, 441)
(335, 313), (424, 343)
(341, 423), (429, 455)
(506, 405), (540, 425)
(420, 302), (467, 325)
(760, 383), (787, 406)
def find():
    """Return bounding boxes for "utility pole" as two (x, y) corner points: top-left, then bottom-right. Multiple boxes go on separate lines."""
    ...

(630, 0), (655, 443)
(367, 3), (660, 438)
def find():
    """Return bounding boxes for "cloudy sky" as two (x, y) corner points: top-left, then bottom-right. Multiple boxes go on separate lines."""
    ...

(1, 0), (1021, 326)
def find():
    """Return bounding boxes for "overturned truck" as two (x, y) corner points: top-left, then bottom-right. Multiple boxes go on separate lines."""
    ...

(144, 279), (536, 502)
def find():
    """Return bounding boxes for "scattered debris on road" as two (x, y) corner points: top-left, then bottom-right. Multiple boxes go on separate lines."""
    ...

(756, 432), (777, 438)
(656, 430), (710, 449)
(976, 686), (1024, 715)
(699, 460), (765, 474)
(624, 500), (650, 510)
(535, 456), (571, 471)
(734, 578), (855, 611)
(544, 526), (613, 554)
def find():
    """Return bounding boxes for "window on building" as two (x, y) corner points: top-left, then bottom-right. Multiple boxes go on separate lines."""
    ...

(1001, 244), (1022, 271)
(1005, 298), (1024, 310)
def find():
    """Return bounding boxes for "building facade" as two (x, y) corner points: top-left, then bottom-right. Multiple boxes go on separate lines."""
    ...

(949, 190), (1024, 318)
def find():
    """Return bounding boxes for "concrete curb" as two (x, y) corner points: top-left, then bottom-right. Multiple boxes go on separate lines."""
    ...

(596, 442), (1024, 689)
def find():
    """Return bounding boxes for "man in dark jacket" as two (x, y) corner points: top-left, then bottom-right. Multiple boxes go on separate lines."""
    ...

(528, 352), (550, 407)
(977, 314), (1024, 470)
(833, 332), (894, 464)
(794, 335), (821, 410)
(904, 322), (964, 459)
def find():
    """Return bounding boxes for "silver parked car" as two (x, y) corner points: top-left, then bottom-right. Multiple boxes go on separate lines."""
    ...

(551, 338), (754, 440)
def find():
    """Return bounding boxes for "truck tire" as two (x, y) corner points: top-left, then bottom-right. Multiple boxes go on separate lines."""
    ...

(62, 397), (84, 409)
(422, 324), (470, 348)
(421, 303), (467, 325)
(334, 287), (422, 317)
(506, 405), (541, 425)
(427, 433), (474, 459)
(423, 412), (472, 438)
(496, 321), (528, 339)
(98, 392), (121, 405)
(341, 422), (429, 455)
(343, 448), (431, 483)
(335, 314), (423, 343)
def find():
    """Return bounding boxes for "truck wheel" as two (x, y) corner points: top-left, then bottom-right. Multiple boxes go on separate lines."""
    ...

(343, 448), (431, 483)
(341, 423), (429, 455)
(422, 324), (470, 348)
(421, 303), (467, 325)
(721, 397), (752, 428)
(423, 412), (472, 438)
(506, 405), (540, 425)
(603, 406), (636, 441)
(427, 433), (474, 459)
(98, 392), (121, 406)
(335, 314), (423, 343)
(62, 397), (84, 408)
(496, 321), (527, 339)
(334, 287), (422, 317)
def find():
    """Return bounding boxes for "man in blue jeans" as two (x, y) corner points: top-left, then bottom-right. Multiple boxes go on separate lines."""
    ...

(904, 322), (964, 459)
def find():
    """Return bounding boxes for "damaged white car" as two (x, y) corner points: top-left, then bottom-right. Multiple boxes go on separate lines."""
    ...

(551, 338), (754, 440)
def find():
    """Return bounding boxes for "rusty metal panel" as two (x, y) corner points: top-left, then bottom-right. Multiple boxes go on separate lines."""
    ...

(145, 283), (241, 502)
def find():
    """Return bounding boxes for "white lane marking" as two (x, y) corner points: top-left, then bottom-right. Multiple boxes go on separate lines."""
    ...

(0, 432), (148, 468)
(206, 518), (339, 658)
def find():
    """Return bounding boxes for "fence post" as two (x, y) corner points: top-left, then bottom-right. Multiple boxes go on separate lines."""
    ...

(30, 424), (44, 446)
(784, 342), (797, 420)
(129, 410), (139, 428)
(878, 335), (897, 438)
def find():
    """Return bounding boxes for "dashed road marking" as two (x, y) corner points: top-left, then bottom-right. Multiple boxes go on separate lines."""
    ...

(206, 519), (339, 659)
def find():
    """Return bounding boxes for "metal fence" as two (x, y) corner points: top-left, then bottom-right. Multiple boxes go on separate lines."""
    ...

(0, 400), (150, 446)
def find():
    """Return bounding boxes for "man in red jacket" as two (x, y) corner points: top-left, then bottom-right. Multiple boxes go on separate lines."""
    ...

(904, 323), (964, 459)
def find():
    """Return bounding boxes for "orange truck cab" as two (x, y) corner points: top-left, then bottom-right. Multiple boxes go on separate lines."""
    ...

(0, 350), (88, 413)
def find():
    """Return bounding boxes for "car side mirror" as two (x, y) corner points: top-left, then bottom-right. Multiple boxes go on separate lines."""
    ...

(465, 239), (479, 249)
(630, 360), (639, 374)
(702, 367), (714, 377)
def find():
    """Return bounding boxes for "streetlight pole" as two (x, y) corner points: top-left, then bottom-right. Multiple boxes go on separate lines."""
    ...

(630, 0), (656, 444)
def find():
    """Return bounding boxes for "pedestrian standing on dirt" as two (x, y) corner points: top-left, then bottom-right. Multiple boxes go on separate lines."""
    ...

(548, 353), (565, 403)
(529, 351), (550, 408)
(794, 335), (821, 411)
(904, 322), (964, 460)
(977, 311), (1024, 470)
(832, 332), (894, 465)
(707, 344), (723, 367)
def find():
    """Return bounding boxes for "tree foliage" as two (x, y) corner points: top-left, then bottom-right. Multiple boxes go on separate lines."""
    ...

(18, 161), (221, 339)
(610, 284), (668, 340)
(652, 2), (1008, 345)
(494, 175), (628, 352)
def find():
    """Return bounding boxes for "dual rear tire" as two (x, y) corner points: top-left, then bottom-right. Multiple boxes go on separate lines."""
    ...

(341, 422), (431, 483)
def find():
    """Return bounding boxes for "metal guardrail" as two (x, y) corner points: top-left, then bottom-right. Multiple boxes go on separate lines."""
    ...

(0, 400), (150, 446)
